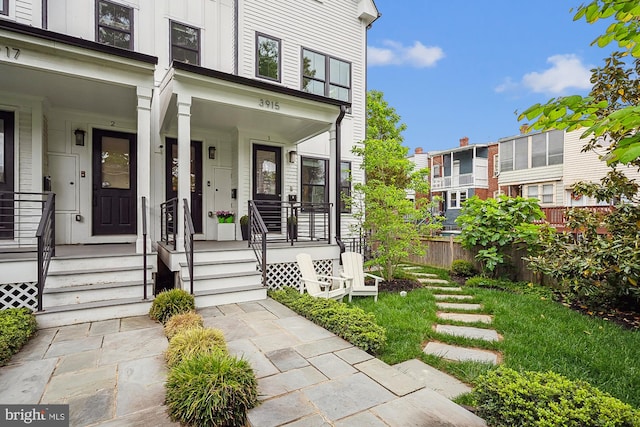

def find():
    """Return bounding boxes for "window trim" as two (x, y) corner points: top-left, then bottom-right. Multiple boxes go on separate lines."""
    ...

(255, 32), (281, 82)
(301, 47), (352, 102)
(170, 20), (201, 65)
(432, 164), (441, 177)
(492, 153), (499, 177)
(340, 161), (351, 213)
(95, 0), (134, 50)
(448, 190), (468, 210)
(0, 0), (8, 16)
(301, 156), (329, 206)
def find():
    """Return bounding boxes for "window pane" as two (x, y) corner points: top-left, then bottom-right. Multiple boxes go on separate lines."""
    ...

(548, 130), (564, 165)
(450, 192), (458, 208)
(172, 23), (199, 49)
(99, 28), (131, 49)
(302, 158), (326, 185)
(256, 150), (277, 196)
(531, 133), (546, 167)
(514, 137), (528, 170)
(329, 58), (350, 87)
(0, 0), (6, 15)
(303, 78), (324, 96)
(172, 47), (199, 65)
(527, 185), (538, 198)
(340, 161), (351, 213)
(542, 184), (554, 203)
(500, 141), (513, 172)
(329, 85), (349, 101)
(101, 137), (130, 189)
(303, 50), (325, 80)
(98, 1), (131, 31)
(257, 35), (279, 80)
(0, 118), (4, 183)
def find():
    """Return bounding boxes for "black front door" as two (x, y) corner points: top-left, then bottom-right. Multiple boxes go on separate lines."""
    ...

(253, 144), (282, 232)
(165, 138), (203, 233)
(92, 129), (137, 235)
(0, 111), (15, 239)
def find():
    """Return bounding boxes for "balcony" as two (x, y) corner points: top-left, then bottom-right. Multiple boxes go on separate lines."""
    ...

(432, 173), (488, 190)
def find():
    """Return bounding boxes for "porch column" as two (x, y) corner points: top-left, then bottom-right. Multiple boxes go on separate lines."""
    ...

(176, 94), (192, 251)
(136, 86), (152, 253)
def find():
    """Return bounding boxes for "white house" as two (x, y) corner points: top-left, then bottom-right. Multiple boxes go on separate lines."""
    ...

(0, 0), (379, 326)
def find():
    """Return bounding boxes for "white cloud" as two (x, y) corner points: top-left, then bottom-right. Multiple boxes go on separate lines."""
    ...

(496, 54), (592, 96)
(368, 40), (444, 68)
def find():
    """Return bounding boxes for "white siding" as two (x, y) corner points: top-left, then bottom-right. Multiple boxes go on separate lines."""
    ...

(15, 0), (32, 24)
(18, 106), (31, 192)
(498, 164), (563, 187)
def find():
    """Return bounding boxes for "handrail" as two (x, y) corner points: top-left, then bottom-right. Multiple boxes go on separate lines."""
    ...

(183, 198), (195, 295)
(248, 201), (268, 286)
(142, 196), (148, 300)
(160, 197), (178, 250)
(250, 200), (333, 244)
(35, 193), (55, 312)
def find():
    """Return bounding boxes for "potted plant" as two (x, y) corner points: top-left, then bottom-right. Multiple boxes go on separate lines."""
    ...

(287, 215), (297, 240)
(216, 210), (234, 223)
(240, 215), (249, 240)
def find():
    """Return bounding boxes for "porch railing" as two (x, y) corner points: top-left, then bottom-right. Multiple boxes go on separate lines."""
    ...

(538, 205), (615, 229)
(160, 197), (178, 250)
(36, 193), (55, 312)
(248, 201), (268, 286)
(0, 191), (52, 250)
(250, 200), (332, 244)
(141, 196), (148, 300)
(184, 199), (195, 294)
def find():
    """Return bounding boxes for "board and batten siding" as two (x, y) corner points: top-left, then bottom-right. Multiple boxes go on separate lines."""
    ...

(18, 106), (32, 192)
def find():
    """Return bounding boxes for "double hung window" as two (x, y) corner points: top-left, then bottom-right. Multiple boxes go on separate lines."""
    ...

(256, 33), (281, 81)
(340, 161), (351, 213)
(302, 49), (351, 101)
(301, 157), (328, 205)
(171, 21), (200, 65)
(96, 1), (133, 49)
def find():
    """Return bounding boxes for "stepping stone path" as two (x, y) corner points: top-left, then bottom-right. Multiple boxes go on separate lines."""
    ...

(416, 271), (502, 366)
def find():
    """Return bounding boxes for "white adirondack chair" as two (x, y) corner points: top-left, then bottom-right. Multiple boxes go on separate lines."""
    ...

(341, 252), (382, 302)
(296, 253), (351, 300)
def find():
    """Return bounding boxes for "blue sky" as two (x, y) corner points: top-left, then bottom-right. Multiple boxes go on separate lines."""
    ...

(366, 1), (614, 154)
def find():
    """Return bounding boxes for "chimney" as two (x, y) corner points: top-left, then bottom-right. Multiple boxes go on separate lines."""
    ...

(415, 147), (423, 154)
(520, 123), (530, 134)
(459, 137), (469, 147)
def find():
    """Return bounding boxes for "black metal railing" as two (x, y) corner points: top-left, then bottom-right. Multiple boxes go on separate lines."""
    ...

(0, 191), (52, 249)
(160, 197), (178, 250)
(142, 196), (148, 300)
(336, 233), (371, 261)
(36, 193), (55, 312)
(184, 198), (195, 295)
(250, 200), (332, 244)
(248, 201), (268, 286)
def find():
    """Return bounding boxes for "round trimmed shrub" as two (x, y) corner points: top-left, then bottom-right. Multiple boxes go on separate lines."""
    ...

(451, 259), (476, 277)
(164, 311), (204, 340)
(473, 367), (640, 427)
(149, 289), (195, 324)
(165, 352), (258, 427)
(0, 308), (37, 366)
(166, 327), (227, 368)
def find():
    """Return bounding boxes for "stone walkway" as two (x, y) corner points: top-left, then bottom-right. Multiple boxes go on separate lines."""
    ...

(0, 298), (486, 427)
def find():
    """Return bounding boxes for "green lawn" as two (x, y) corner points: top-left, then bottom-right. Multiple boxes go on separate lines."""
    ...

(349, 265), (640, 409)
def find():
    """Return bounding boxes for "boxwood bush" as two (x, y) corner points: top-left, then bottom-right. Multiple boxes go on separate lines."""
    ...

(165, 327), (227, 368)
(451, 259), (476, 277)
(473, 367), (640, 427)
(0, 308), (37, 366)
(149, 288), (195, 324)
(269, 287), (386, 354)
(164, 311), (204, 340)
(165, 352), (258, 427)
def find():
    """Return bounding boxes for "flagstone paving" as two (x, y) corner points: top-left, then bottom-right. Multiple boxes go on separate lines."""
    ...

(435, 325), (500, 342)
(436, 302), (484, 311)
(434, 294), (474, 300)
(437, 312), (493, 324)
(424, 342), (499, 364)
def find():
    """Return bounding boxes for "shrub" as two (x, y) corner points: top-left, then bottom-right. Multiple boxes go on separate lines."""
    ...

(164, 311), (204, 340)
(166, 327), (227, 368)
(0, 308), (37, 366)
(473, 367), (640, 427)
(165, 352), (258, 427)
(269, 287), (386, 354)
(149, 289), (195, 324)
(451, 259), (475, 277)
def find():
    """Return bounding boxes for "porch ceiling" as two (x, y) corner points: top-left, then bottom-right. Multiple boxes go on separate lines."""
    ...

(0, 62), (137, 118)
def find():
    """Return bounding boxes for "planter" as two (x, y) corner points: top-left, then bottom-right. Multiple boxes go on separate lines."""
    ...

(287, 222), (298, 240)
(225, 216), (234, 223)
(240, 223), (249, 240)
(217, 223), (235, 241)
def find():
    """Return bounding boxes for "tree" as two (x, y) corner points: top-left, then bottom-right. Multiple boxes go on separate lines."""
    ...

(519, 1), (640, 166)
(351, 91), (439, 281)
(456, 196), (547, 277)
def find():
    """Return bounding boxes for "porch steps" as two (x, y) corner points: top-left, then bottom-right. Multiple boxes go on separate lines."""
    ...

(43, 280), (153, 307)
(36, 297), (152, 329)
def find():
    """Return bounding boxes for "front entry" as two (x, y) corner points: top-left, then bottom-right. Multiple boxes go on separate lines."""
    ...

(253, 144), (282, 232)
(0, 111), (15, 239)
(92, 129), (137, 235)
(165, 138), (203, 233)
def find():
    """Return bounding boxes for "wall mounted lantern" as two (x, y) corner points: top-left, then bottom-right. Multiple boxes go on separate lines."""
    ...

(74, 129), (86, 146)
(288, 150), (297, 163)
(208, 146), (216, 159)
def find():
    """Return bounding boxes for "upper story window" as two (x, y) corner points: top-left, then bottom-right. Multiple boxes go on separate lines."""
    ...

(96, 1), (133, 49)
(340, 161), (351, 213)
(256, 33), (281, 81)
(532, 130), (563, 167)
(302, 48), (351, 102)
(301, 157), (328, 205)
(0, 0), (8, 16)
(171, 21), (200, 65)
(499, 136), (528, 172)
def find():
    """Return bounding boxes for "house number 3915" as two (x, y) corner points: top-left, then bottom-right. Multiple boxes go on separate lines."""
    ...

(258, 99), (280, 110)
(3, 46), (20, 59)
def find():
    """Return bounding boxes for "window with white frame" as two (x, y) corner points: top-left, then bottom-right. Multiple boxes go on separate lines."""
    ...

(448, 190), (467, 209)
(527, 185), (538, 199)
(532, 130), (563, 167)
(96, 1), (134, 49)
(170, 21), (200, 65)
(301, 157), (328, 205)
(256, 33), (281, 81)
(302, 48), (351, 101)
(0, 0), (8, 15)
(500, 136), (529, 171)
(527, 184), (554, 204)
(432, 164), (441, 177)
(493, 154), (499, 176)
(542, 184), (554, 204)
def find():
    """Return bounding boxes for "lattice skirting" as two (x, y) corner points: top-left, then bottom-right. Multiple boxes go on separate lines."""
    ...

(0, 282), (38, 310)
(266, 259), (333, 291)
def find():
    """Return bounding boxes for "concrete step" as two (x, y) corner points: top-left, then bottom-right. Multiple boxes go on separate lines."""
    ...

(435, 325), (500, 342)
(437, 312), (493, 324)
(423, 342), (499, 364)
(48, 253), (156, 272)
(36, 297), (153, 328)
(46, 266), (153, 287)
(194, 286), (266, 308)
(434, 294), (473, 301)
(181, 271), (263, 292)
(179, 258), (258, 277)
(436, 302), (483, 311)
(417, 278), (450, 285)
(392, 359), (472, 399)
(424, 286), (463, 292)
(42, 280), (153, 307)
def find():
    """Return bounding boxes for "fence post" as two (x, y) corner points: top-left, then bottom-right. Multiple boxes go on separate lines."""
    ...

(449, 235), (454, 267)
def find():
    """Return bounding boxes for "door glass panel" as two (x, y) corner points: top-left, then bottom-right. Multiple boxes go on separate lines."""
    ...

(170, 143), (197, 193)
(0, 119), (4, 184)
(256, 150), (277, 196)
(101, 136), (130, 189)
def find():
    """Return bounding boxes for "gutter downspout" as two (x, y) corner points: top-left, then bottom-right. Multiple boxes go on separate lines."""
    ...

(335, 105), (347, 242)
